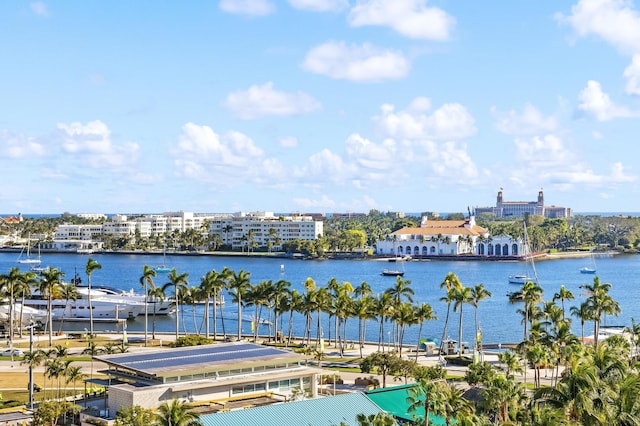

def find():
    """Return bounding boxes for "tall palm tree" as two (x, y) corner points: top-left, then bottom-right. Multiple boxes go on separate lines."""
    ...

(553, 285), (575, 320)
(163, 269), (189, 340)
(580, 276), (621, 348)
(57, 282), (78, 333)
(415, 302), (437, 360)
(0, 267), (37, 344)
(438, 272), (462, 358)
(156, 399), (202, 426)
(228, 269), (251, 340)
(148, 286), (166, 339)
(470, 284), (492, 352)
(85, 258), (102, 337)
(139, 265), (157, 345)
(65, 365), (86, 402)
(272, 279), (291, 343)
(452, 286), (473, 357)
(570, 301), (591, 343)
(39, 267), (65, 346)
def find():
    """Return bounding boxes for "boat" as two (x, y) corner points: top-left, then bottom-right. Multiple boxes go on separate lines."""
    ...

(16, 236), (41, 265)
(508, 222), (539, 285)
(381, 269), (405, 276)
(0, 303), (48, 328)
(154, 245), (172, 273)
(580, 252), (597, 274)
(76, 248), (94, 255)
(78, 284), (176, 315)
(23, 288), (144, 321)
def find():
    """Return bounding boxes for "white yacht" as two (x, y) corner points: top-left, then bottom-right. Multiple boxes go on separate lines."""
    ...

(0, 303), (48, 327)
(23, 289), (144, 321)
(77, 285), (176, 315)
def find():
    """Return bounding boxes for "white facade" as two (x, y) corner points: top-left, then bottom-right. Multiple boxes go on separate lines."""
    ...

(208, 212), (323, 250)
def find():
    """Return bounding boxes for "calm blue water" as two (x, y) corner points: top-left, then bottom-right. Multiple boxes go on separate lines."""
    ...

(1, 251), (638, 346)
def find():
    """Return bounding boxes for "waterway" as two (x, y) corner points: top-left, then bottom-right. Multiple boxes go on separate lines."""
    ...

(1, 251), (638, 347)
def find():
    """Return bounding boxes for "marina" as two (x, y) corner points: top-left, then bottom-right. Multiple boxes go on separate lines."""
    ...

(0, 250), (638, 346)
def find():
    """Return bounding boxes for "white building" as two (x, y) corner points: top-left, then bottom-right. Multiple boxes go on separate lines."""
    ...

(208, 212), (323, 251)
(375, 216), (490, 256)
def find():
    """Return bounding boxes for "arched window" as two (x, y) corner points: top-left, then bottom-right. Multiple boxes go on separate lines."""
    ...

(414, 246), (419, 255)
(406, 246), (412, 255)
(512, 244), (518, 256)
(488, 244), (494, 255)
(422, 246), (428, 255)
(478, 243), (485, 255)
(502, 244), (508, 255)
(494, 244), (501, 256)
(430, 246), (436, 254)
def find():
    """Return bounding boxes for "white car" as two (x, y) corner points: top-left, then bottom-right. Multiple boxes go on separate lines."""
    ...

(1, 349), (24, 357)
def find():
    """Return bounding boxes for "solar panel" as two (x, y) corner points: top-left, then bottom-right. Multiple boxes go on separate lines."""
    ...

(99, 343), (291, 375)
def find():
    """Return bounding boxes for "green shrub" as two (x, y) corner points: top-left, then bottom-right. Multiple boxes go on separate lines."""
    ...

(170, 335), (214, 347)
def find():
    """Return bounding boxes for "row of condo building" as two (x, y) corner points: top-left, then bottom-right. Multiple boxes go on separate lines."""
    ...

(45, 211), (323, 252)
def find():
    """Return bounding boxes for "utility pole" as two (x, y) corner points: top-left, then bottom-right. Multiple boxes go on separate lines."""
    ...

(26, 321), (36, 410)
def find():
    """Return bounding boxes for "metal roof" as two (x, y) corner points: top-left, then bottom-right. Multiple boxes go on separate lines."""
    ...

(365, 384), (447, 424)
(94, 342), (305, 377)
(200, 393), (385, 426)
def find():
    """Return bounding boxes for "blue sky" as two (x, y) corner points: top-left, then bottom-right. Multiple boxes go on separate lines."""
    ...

(1, 0), (640, 215)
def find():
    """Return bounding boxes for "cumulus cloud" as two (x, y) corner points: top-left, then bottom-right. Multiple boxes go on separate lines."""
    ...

(288, 0), (348, 12)
(0, 130), (46, 158)
(224, 82), (321, 119)
(557, 0), (640, 54)
(511, 134), (635, 186)
(348, 0), (455, 40)
(30, 2), (49, 17)
(57, 120), (139, 170)
(302, 41), (411, 82)
(374, 97), (476, 140)
(578, 80), (637, 121)
(293, 194), (336, 208)
(624, 54), (640, 95)
(173, 123), (286, 186)
(219, 0), (275, 16)
(293, 148), (357, 185)
(492, 103), (558, 135)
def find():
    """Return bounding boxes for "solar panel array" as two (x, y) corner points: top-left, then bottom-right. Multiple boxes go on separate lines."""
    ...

(98, 343), (289, 375)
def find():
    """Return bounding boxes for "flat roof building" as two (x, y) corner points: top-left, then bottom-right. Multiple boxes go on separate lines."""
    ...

(474, 189), (571, 218)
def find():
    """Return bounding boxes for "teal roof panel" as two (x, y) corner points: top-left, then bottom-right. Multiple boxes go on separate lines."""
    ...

(201, 393), (385, 426)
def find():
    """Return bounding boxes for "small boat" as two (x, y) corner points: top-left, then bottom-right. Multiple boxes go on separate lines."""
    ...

(154, 245), (172, 273)
(508, 274), (534, 285)
(17, 236), (41, 265)
(580, 266), (596, 274)
(381, 269), (405, 277)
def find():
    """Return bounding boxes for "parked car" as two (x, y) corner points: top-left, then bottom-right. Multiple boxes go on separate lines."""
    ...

(1, 348), (24, 357)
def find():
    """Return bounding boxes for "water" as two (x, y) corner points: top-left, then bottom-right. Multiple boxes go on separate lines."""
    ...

(1, 251), (638, 347)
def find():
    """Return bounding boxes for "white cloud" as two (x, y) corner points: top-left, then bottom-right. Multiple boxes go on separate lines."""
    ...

(492, 103), (558, 135)
(288, 0), (348, 12)
(279, 136), (298, 148)
(0, 130), (45, 158)
(30, 2), (49, 17)
(374, 97), (476, 140)
(219, 0), (275, 16)
(413, 140), (478, 182)
(578, 80), (637, 121)
(173, 123), (286, 186)
(293, 194), (336, 208)
(348, 0), (455, 40)
(293, 148), (358, 185)
(624, 54), (640, 95)
(302, 41), (411, 82)
(57, 120), (139, 170)
(224, 82), (321, 119)
(557, 0), (640, 54)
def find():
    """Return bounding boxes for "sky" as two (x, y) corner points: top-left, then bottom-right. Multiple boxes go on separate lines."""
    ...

(1, 0), (640, 215)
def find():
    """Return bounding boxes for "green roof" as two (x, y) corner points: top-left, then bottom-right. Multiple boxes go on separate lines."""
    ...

(200, 393), (385, 426)
(365, 384), (447, 425)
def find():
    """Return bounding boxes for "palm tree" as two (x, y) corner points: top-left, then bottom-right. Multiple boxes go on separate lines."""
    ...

(21, 349), (45, 404)
(470, 284), (492, 352)
(65, 365), (86, 402)
(272, 279), (291, 343)
(570, 301), (591, 343)
(438, 272), (462, 358)
(452, 286), (473, 357)
(85, 258), (102, 337)
(57, 282), (78, 333)
(39, 267), (65, 346)
(553, 285), (575, 320)
(148, 286), (166, 339)
(228, 269), (251, 340)
(82, 339), (103, 380)
(163, 269), (189, 340)
(156, 399), (203, 426)
(580, 276), (621, 348)
(0, 267), (37, 344)
(139, 265), (157, 345)
(415, 302), (437, 360)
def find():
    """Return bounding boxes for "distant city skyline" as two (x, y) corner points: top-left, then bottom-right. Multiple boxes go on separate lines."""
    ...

(1, 1), (639, 214)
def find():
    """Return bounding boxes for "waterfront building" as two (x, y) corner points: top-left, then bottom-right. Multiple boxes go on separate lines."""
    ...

(80, 342), (319, 425)
(474, 189), (571, 218)
(375, 216), (490, 257)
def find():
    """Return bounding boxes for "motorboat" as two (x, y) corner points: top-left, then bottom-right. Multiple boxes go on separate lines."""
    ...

(0, 303), (47, 327)
(79, 284), (176, 315)
(23, 289), (144, 321)
(508, 274), (535, 285)
(579, 267), (596, 274)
